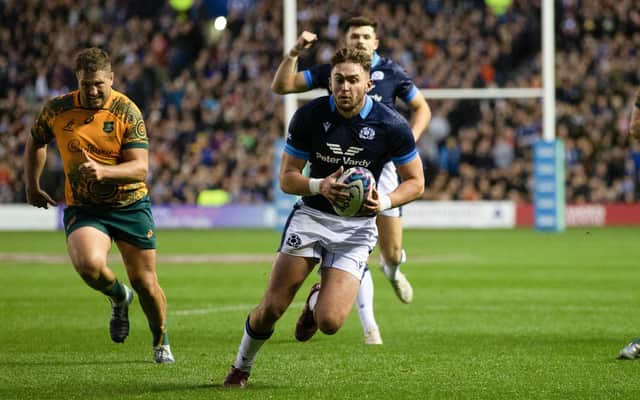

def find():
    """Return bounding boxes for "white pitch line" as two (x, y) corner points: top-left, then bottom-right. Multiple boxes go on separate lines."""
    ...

(172, 302), (304, 316)
(170, 301), (620, 318)
(0, 252), (480, 265)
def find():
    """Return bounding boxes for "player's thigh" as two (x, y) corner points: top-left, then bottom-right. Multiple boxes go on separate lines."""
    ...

(376, 214), (403, 249)
(66, 224), (112, 273)
(262, 252), (315, 311)
(316, 267), (360, 325)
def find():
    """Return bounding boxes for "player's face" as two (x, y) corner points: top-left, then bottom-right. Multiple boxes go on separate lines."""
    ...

(345, 26), (379, 56)
(329, 62), (372, 116)
(77, 69), (113, 109)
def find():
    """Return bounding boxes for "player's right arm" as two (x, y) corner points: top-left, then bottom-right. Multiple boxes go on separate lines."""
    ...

(630, 89), (640, 140)
(279, 152), (348, 204)
(271, 31), (318, 94)
(24, 132), (57, 209)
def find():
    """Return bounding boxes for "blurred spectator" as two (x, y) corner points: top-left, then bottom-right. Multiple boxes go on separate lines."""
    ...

(1, 0), (639, 206)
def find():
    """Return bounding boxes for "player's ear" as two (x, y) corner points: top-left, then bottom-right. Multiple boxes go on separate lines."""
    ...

(365, 78), (373, 92)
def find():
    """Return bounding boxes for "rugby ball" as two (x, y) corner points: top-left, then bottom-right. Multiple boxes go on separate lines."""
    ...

(332, 167), (375, 217)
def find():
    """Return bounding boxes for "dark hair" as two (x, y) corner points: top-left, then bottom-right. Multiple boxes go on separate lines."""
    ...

(74, 47), (111, 73)
(331, 48), (371, 72)
(344, 16), (378, 33)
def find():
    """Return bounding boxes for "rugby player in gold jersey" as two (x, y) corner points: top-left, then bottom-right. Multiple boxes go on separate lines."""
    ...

(24, 47), (174, 363)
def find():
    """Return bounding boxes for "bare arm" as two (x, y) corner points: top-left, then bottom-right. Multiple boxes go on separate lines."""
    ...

(271, 31), (318, 94)
(279, 152), (349, 204)
(631, 90), (640, 140)
(79, 147), (148, 183)
(361, 156), (425, 215)
(407, 91), (431, 141)
(24, 134), (57, 208)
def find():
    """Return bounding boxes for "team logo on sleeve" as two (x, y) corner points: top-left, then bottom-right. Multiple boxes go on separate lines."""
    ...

(103, 121), (114, 133)
(371, 71), (384, 80)
(358, 127), (376, 140)
(286, 233), (302, 248)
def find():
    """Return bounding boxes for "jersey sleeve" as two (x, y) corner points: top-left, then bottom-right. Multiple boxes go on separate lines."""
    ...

(284, 107), (312, 161)
(302, 64), (331, 90)
(30, 103), (55, 146)
(389, 115), (419, 165)
(122, 101), (148, 150)
(393, 65), (419, 104)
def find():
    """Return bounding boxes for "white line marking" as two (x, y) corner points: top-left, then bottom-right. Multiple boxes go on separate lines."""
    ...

(172, 302), (304, 316)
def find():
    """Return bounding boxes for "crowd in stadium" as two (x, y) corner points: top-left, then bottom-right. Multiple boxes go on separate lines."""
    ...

(1, 0), (639, 205)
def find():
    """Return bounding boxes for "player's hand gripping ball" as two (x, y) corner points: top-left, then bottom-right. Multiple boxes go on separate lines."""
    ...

(332, 167), (376, 217)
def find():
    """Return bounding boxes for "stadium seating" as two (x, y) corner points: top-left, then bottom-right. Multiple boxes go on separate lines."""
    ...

(1, 0), (638, 205)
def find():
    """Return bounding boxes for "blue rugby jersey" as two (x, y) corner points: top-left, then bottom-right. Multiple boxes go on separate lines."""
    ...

(302, 52), (419, 110)
(285, 95), (418, 215)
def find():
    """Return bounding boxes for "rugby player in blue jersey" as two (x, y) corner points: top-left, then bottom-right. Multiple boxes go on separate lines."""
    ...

(272, 16), (431, 345)
(224, 47), (424, 388)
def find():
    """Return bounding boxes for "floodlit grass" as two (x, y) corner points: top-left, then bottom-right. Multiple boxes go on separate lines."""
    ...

(1, 228), (639, 399)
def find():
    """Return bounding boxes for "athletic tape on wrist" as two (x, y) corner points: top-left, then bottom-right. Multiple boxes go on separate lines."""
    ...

(379, 195), (392, 212)
(308, 178), (322, 195)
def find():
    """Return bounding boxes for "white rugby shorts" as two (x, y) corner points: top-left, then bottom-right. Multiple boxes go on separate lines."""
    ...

(279, 203), (378, 280)
(377, 161), (401, 218)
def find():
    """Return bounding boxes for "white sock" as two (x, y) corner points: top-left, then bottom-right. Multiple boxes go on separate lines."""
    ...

(382, 250), (406, 281)
(308, 290), (319, 311)
(356, 268), (379, 334)
(233, 318), (271, 372)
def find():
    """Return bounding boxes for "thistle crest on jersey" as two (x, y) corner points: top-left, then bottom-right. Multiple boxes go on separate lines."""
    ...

(358, 126), (376, 140)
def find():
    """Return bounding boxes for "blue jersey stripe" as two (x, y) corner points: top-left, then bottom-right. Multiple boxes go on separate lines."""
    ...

(284, 143), (310, 160)
(404, 85), (418, 103)
(359, 96), (374, 119)
(371, 52), (381, 68)
(393, 148), (418, 165)
(303, 70), (314, 89)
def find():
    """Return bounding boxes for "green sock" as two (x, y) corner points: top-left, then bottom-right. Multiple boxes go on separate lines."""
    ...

(102, 280), (126, 303)
(151, 324), (170, 347)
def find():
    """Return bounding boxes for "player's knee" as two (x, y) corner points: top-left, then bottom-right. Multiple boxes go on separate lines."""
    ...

(316, 315), (341, 335)
(129, 274), (157, 295)
(74, 256), (106, 281)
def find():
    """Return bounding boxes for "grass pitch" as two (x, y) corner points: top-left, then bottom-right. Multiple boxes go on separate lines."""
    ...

(0, 227), (639, 399)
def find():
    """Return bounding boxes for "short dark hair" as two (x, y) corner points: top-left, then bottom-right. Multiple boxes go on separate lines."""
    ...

(331, 48), (371, 73)
(344, 16), (378, 33)
(74, 47), (111, 73)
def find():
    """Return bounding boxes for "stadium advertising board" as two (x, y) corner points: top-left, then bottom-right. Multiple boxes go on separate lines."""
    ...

(401, 201), (515, 228)
(5, 203), (640, 230)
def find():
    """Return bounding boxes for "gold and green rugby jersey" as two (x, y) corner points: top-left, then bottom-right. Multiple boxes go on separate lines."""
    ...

(31, 89), (149, 207)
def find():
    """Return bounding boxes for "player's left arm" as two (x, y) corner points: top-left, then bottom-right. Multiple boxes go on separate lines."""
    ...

(406, 90), (431, 141)
(395, 66), (432, 140)
(375, 156), (424, 213)
(361, 154), (424, 215)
